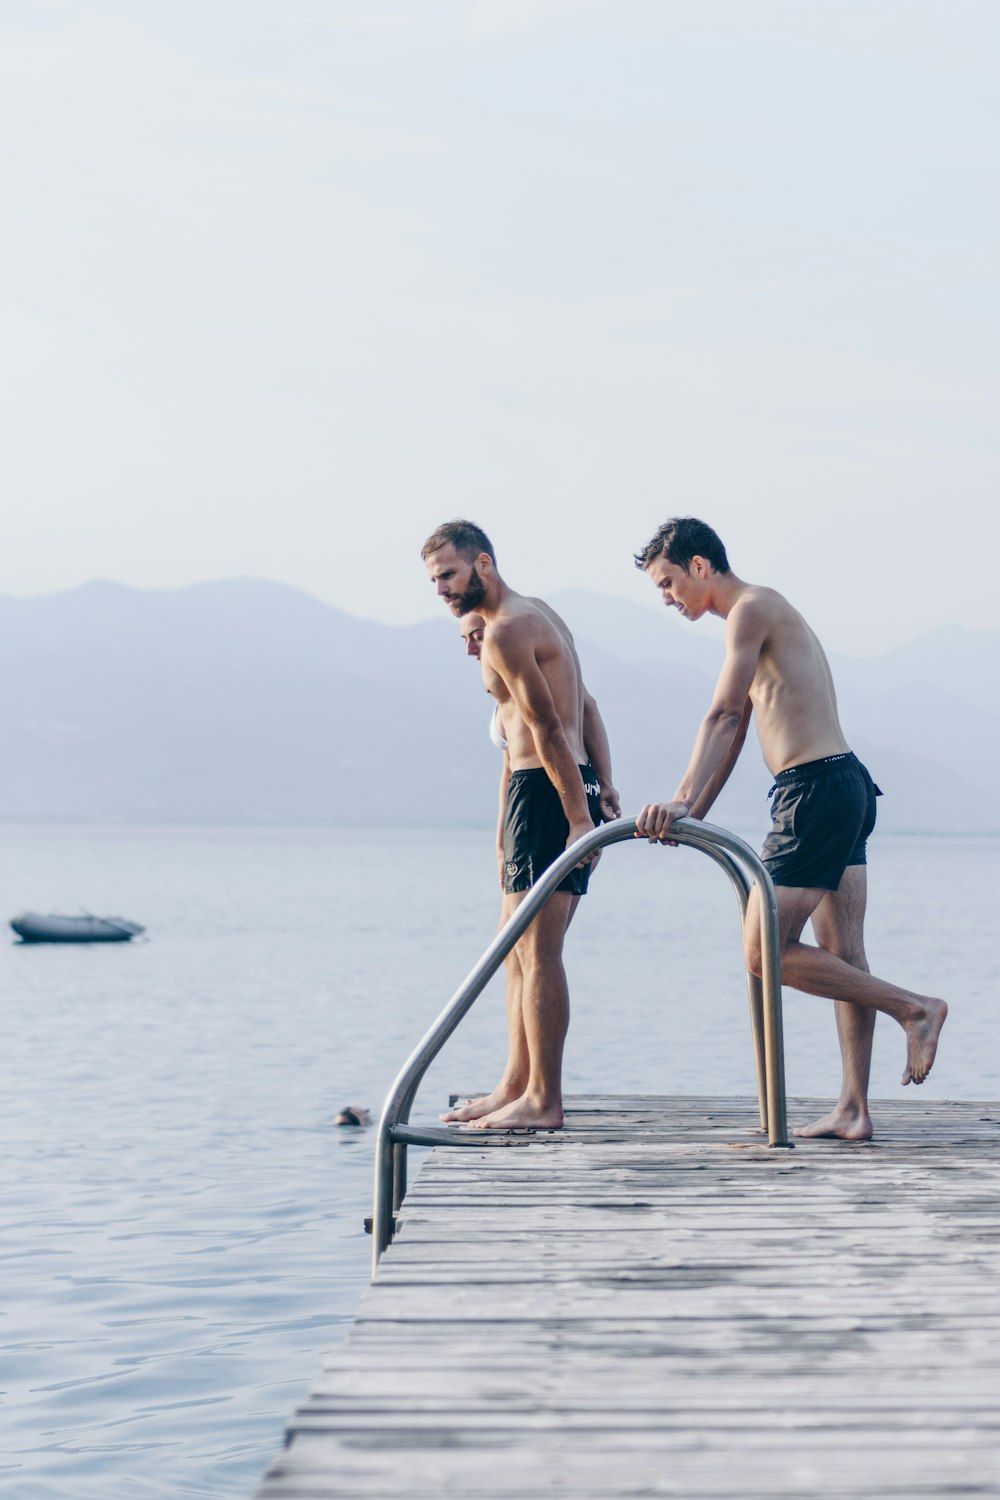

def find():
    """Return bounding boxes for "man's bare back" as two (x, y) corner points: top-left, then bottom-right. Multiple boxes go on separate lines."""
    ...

(724, 584), (849, 776)
(480, 597), (588, 772)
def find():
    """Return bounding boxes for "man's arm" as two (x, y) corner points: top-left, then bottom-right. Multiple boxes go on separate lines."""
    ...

(687, 696), (752, 820)
(583, 689), (621, 821)
(636, 597), (766, 841)
(487, 619), (596, 852)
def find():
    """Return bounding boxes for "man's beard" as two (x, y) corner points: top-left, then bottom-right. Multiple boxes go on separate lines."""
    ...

(455, 564), (487, 615)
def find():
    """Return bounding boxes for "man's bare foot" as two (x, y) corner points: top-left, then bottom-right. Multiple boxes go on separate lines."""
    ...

(469, 1093), (564, 1131)
(901, 997), (948, 1086)
(794, 1103), (873, 1141)
(440, 1084), (522, 1123)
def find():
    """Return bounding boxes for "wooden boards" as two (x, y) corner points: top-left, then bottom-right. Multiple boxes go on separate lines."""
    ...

(257, 1096), (1000, 1497)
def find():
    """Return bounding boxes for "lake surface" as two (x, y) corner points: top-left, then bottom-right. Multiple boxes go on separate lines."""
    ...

(1, 824), (996, 1498)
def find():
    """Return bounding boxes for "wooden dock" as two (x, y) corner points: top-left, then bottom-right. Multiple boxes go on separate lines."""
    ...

(257, 1096), (1000, 1498)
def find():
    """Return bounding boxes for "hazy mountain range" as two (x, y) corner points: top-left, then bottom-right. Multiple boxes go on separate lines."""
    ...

(1, 579), (996, 837)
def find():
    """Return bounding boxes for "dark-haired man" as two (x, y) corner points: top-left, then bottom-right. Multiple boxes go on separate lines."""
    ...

(634, 517), (947, 1139)
(423, 520), (620, 1130)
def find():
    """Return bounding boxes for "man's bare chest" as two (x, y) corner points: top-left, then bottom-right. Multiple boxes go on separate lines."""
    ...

(480, 660), (510, 703)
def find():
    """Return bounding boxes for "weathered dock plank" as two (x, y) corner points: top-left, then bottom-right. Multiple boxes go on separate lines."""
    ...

(257, 1096), (1000, 1498)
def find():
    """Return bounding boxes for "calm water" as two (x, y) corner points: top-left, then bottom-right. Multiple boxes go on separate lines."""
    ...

(1, 824), (997, 1498)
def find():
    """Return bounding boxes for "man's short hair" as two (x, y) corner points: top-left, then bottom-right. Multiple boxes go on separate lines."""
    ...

(421, 519), (496, 565)
(634, 517), (730, 575)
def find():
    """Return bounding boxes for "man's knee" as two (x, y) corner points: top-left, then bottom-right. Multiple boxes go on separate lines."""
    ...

(518, 927), (567, 973)
(504, 948), (524, 980)
(503, 923), (525, 975)
(745, 900), (811, 977)
(744, 929), (764, 979)
(742, 895), (764, 978)
(818, 937), (867, 969)
(516, 899), (571, 965)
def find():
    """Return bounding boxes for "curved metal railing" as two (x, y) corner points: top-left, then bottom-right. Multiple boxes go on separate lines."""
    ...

(372, 816), (788, 1269)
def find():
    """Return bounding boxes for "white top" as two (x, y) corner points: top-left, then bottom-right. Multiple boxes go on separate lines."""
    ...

(489, 702), (508, 751)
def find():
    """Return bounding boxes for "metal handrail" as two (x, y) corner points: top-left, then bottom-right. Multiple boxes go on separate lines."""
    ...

(372, 816), (788, 1269)
(689, 841), (767, 1131)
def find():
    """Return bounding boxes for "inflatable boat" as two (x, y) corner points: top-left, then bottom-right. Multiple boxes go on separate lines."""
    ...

(9, 912), (145, 944)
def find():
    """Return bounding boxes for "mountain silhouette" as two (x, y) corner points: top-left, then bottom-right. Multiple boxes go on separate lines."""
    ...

(0, 580), (996, 834)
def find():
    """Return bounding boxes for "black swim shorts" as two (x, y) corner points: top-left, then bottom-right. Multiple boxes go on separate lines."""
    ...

(761, 751), (881, 892)
(502, 764), (603, 896)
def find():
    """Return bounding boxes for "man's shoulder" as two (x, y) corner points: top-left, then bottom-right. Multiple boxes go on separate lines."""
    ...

(729, 584), (790, 627)
(493, 597), (564, 643)
(486, 608), (536, 657)
(728, 584), (816, 658)
(526, 596), (573, 638)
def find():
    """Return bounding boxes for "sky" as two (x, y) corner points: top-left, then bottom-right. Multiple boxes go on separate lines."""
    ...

(1, 0), (997, 655)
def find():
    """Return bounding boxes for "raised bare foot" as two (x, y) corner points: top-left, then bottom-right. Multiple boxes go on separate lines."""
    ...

(440, 1084), (521, 1123)
(469, 1093), (564, 1131)
(794, 1103), (873, 1141)
(901, 996), (948, 1086)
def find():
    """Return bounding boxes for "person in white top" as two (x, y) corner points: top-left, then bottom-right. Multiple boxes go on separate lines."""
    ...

(457, 611), (533, 1129)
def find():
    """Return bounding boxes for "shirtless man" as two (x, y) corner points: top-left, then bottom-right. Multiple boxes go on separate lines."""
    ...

(633, 517), (947, 1140)
(457, 611), (595, 1132)
(423, 520), (620, 1129)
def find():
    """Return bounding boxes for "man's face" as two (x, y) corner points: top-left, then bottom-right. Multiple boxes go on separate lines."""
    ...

(460, 615), (486, 659)
(646, 553), (709, 621)
(425, 543), (488, 617)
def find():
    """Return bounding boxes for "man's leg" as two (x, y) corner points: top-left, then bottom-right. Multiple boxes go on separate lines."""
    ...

(442, 893), (580, 1123)
(793, 866), (876, 1140)
(442, 893), (529, 1121)
(745, 881), (947, 1088)
(472, 889), (578, 1130)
